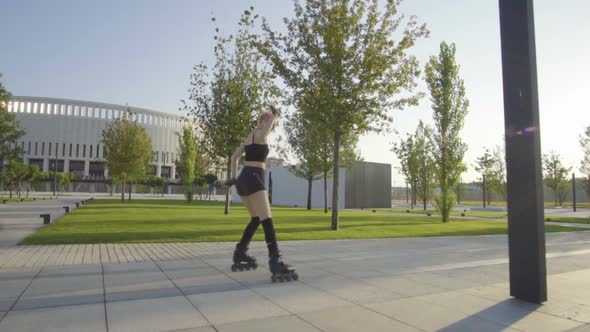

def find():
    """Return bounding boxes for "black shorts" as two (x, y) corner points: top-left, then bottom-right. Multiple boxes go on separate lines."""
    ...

(236, 166), (266, 196)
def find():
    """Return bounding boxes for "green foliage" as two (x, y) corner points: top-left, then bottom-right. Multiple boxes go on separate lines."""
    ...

(474, 148), (494, 205)
(182, 8), (279, 213)
(543, 151), (571, 206)
(426, 42), (469, 223)
(393, 121), (436, 210)
(259, 0), (429, 229)
(101, 108), (153, 202)
(0, 74), (25, 162)
(176, 126), (197, 202)
(490, 146), (507, 201)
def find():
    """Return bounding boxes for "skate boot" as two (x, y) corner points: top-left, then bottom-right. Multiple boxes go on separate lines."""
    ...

(269, 255), (298, 282)
(231, 244), (258, 272)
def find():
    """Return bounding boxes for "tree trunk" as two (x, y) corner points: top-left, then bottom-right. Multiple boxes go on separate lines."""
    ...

(323, 170), (328, 213)
(423, 191), (427, 211)
(331, 131), (340, 230)
(121, 175), (125, 203)
(306, 177), (312, 210)
(224, 156), (231, 215)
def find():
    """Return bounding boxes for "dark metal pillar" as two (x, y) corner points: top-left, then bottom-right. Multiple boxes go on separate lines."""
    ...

(572, 173), (576, 212)
(499, 0), (547, 303)
(483, 174), (487, 208)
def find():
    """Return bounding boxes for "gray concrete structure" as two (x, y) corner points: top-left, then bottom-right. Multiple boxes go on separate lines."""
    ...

(345, 161), (391, 209)
(7, 96), (184, 180)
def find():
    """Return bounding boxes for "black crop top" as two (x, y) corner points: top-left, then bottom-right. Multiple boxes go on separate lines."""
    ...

(244, 131), (269, 162)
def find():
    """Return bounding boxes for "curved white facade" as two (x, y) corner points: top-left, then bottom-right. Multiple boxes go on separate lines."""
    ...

(7, 96), (184, 180)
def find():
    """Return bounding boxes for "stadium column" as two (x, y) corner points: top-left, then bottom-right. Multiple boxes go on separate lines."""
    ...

(156, 164), (162, 177)
(171, 165), (176, 179)
(499, 0), (547, 303)
(84, 160), (90, 177)
(64, 159), (70, 174)
(42, 157), (49, 172)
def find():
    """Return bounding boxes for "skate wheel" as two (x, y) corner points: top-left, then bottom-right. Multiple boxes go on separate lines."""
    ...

(271, 275), (277, 283)
(292, 273), (299, 281)
(231, 265), (237, 272)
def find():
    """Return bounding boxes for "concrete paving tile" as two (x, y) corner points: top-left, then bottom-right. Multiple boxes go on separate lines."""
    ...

(106, 295), (208, 332)
(415, 290), (500, 316)
(0, 279), (32, 298)
(14, 274), (103, 310)
(366, 297), (494, 332)
(215, 314), (321, 332)
(463, 284), (511, 302)
(302, 274), (402, 305)
(104, 271), (181, 302)
(362, 274), (448, 297)
(251, 282), (350, 314)
(39, 264), (101, 277)
(165, 326), (217, 332)
(163, 266), (224, 279)
(103, 261), (159, 274)
(474, 298), (583, 332)
(0, 268), (40, 281)
(300, 304), (422, 332)
(175, 274), (245, 295)
(187, 289), (288, 325)
(566, 323), (590, 332)
(0, 298), (16, 312)
(0, 303), (106, 332)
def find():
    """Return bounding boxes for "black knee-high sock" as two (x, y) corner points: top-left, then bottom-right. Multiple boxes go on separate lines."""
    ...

(237, 217), (261, 250)
(261, 218), (279, 258)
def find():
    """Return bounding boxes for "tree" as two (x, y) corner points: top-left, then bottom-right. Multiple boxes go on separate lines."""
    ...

(413, 121), (436, 210)
(0, 74), (25, 164)
(182, 8), (278, 214)
(490, 145), (507, 201)
(393, 134), (419, 207)
(474, 148), (494, 206)
(176, 126), (197, 202)
(3, 160), (28, 198)
(426, 42), (469, 223)
(23, 164), (41, 198)
(580, 125), (590, 198)
(260, 0), (429, 229)
(543, 151), (571, 206)
(283, 111), (323, 210)
(101, 109), (153, 203)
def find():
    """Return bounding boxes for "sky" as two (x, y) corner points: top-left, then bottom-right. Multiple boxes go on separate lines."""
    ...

(1, 0), (589, 186)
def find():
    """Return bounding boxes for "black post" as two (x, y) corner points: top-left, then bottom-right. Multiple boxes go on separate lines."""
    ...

(572, 173), (576, 212)
(268, 171), (273, 205)
(499, 0), (547, 303)
(483, 174), (487, 208)
(53, 143), (58, 196)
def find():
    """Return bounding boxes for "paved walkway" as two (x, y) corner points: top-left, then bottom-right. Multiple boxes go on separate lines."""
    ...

(0, 197), (90, 247)
(1, 232), (590, 331)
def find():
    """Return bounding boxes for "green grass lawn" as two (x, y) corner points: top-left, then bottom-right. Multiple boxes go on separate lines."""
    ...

(20, 200), (586, 245)
(456, 200), (590, 209)
(545, 216), (590, 224)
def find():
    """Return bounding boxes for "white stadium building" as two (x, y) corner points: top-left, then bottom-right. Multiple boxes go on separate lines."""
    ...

(7, 96), (184, 181)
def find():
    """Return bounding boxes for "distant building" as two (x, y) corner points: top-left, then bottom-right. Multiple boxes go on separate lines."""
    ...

(233, 161), (392, 209)
(266, 157), (284, 168)
(7, 96), (183, 181)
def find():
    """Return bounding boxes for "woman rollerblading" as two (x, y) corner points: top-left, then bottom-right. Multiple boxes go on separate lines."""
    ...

(226, 107), (298, 282)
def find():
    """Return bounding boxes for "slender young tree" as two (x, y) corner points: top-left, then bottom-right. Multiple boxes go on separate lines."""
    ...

(0, 75), (25, 164)
(490, 145), (507, 201)
(283, 112), (323, 210)
(426, 42), (469, 223)
(413, 121), (436, 210)
(474, 148), (494, 206)
(182, 8), (279, 214)
(101, 110), (153, 203)
(176, 126), (197, 202)
(580, 126), (590, 198)
(259, 0), (429, 229)
(393, 134), (419, 207)
(543, 151), (571, 207)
